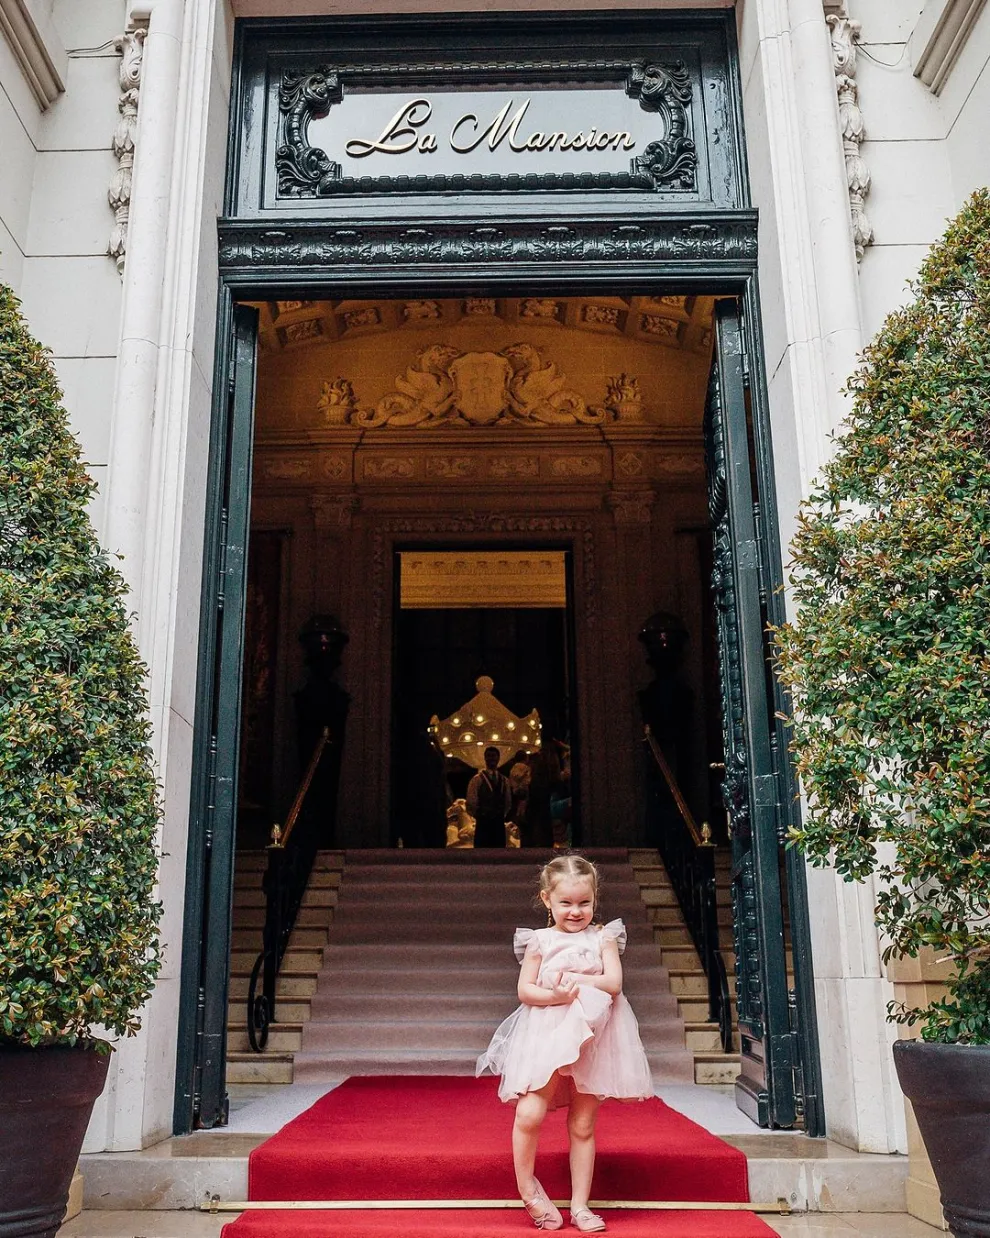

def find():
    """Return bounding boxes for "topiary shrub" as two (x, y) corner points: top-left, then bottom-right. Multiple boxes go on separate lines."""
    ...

(774, 189), (990, 1044)
(0, 282), (161, 1048)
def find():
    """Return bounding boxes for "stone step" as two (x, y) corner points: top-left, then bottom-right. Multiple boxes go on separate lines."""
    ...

(227, 997), (312, 1023)
(225, 1052), (294, 1085)
(684, 1022), (726, 1052)
(227, 1023), (303, 1053)
(228, 973), (318, 998)
(694, 1052), (742, 1086)
(229, 948), (324, 977)
(307, 988), (681, 1021)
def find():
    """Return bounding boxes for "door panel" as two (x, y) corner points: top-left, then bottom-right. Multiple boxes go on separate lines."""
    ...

(175, 302), (259, 1132)
(704, 300), (796, 1128)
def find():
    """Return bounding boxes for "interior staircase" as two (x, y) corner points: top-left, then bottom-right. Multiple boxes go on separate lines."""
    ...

(226, 849), (344, 1084)
(226, 846), (746, 1088)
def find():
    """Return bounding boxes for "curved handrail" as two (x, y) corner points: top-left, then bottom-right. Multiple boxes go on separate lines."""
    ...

(246, 727), (337, 1051)
(644, 725), (712, 848)
(643, 726), (733, 1054)
(271, 726), (331, 851)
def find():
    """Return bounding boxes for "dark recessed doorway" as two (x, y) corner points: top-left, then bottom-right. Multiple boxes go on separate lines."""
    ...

(390, 548), (576, 849)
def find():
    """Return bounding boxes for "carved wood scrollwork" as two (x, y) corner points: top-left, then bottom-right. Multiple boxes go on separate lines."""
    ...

(273, 58), (696, 198)
(276, 70), (344, 197)
(626, 61), (697, 190)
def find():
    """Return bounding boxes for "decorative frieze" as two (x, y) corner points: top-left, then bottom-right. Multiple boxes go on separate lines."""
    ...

(108, 25), (147, 274)
(826, 12), (873, 262)
(217, 214), (759, 274)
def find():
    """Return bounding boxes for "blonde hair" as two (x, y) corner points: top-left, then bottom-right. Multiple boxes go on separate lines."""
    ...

(537, 853), (600, 913)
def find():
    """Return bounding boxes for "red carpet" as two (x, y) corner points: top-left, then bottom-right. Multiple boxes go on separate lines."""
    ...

(221, 1077), (776, 1237)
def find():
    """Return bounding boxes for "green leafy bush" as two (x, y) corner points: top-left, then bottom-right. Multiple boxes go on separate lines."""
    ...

(774, 190), (990, 1044)
(0, 283), (161, 1046)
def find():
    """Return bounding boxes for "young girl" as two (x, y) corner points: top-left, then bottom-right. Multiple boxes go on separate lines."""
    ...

(476, 854), (653, 1232)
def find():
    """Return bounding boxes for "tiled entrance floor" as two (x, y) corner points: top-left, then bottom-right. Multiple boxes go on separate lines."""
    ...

(59, 1210), (944, 1237)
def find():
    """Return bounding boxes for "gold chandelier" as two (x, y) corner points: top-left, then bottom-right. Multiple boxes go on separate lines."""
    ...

(429, 676), (541, 770)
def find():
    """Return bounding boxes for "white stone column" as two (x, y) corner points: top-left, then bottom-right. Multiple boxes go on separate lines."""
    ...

(737, 0), (907, 1153)
(86, 0), (228, 1152)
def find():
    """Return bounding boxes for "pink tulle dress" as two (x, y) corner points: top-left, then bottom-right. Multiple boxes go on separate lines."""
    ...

(476, 919), (653, 1104)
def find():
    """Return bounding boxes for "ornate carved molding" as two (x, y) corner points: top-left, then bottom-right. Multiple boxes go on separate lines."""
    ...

(273, 58), (696, 198)
(276, 70), (343, 197)
(320, 341), (607, 430)
(108, 25), (147, 274)
(627, 61), (697, 190)
(370, 515), (598, 629)
(826, 14), (873, 263)
(218, 213), (758, 274)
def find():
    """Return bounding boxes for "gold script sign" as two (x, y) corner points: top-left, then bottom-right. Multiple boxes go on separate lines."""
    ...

(345, 96), (637, 159)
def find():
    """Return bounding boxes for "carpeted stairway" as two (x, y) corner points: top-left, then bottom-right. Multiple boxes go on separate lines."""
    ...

(292, 848), (694, 1084)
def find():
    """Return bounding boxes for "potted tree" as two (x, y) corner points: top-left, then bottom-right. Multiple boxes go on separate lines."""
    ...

(0, 283), (161, 1236)
(774, 191), (990, 1238)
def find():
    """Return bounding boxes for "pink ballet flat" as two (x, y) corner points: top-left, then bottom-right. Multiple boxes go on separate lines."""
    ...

(523, 1179), (563, 1230)
(570, 1207), (607, 1233)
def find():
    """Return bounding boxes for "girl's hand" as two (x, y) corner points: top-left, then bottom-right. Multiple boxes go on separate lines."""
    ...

(550, 973), (579, 1005)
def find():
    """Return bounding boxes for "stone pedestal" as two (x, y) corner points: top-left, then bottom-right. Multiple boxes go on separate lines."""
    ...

(888, 951), (953, 1231)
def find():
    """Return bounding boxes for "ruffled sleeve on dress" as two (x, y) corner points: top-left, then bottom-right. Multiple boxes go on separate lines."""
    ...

(513, 927), (542, 962)
(601, 919), (627, 954)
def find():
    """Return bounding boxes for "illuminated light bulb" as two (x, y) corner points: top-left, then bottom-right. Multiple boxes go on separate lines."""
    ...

(441, 736), (450, 745)
(507, 722), (515, 730)
(475, 714), (485, 724)
(452, 716), (461, 726)
(491, 732), (500, 741)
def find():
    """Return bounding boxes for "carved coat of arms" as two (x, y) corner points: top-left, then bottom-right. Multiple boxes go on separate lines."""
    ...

(344, 342), (608, 429)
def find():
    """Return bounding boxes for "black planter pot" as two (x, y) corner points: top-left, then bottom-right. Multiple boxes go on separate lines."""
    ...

(893, 1039), (990, 1238)
(0, 1044), (109, 1238)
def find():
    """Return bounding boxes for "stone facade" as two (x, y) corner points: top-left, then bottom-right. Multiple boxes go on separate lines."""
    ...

(1, 2), (987, 1221)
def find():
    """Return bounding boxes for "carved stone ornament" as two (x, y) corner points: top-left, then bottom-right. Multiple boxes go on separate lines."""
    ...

(273, 58), (695, 198)
(218, 215), (758, 273)
(108, 25), (146, 274)
(826, 15), (873, 262)
(604, 373), (643, 421)
(327, 342), (608, 429)
(318, 378), (359, 425)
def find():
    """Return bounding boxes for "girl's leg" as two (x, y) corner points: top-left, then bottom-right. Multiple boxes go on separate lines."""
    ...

(567, 1091), (601, 1213)
(512, 1078), (554, 1201)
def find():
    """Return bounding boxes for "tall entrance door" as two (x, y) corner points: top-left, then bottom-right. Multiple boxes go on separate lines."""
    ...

(177, 10), (823, 1138)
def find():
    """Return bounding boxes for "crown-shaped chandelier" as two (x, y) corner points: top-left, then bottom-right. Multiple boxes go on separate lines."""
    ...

(429, 676), (541, 770)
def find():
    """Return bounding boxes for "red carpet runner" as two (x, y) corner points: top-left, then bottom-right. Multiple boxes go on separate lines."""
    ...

(221, 1077), (776, 1237)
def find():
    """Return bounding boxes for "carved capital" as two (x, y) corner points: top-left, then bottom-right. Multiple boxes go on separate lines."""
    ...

(606, 489), (655, 525)
(311, 493), (359, 529)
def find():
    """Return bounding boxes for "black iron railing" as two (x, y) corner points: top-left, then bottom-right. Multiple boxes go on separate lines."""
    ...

(644, 726), (732, 1053)
(246, 727), (333, 1052)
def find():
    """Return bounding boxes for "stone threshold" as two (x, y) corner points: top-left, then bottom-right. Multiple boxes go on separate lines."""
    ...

(79, 1131), (907, 1214)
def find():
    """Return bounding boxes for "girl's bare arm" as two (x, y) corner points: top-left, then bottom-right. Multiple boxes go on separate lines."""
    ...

(562, 936), (623, 996)
(517, 950), (579, 1006)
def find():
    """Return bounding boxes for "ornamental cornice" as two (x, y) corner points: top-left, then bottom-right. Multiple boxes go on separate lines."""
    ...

(217, 213), (759, 276)
(0, 0), (65, 109)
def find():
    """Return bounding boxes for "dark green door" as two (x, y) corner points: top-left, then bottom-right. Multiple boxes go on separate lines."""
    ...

(175, 302), (258, 1131)
(704, 300), (797, 1128)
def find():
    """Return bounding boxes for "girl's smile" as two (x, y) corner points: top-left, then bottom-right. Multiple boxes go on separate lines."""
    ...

(542, 876), (596, 933)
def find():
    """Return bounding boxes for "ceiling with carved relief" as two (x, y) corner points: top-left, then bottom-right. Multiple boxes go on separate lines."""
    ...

(257, 295), (714, 355)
